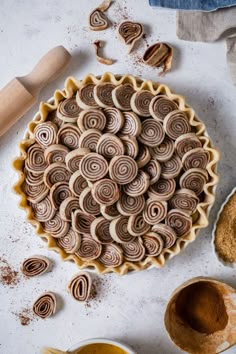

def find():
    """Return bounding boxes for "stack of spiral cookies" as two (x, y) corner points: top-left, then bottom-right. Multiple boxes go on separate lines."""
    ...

(21, 80), (211, 270)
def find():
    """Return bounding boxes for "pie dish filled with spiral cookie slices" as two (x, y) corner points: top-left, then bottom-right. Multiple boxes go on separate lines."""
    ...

(13, 73), (219, 275)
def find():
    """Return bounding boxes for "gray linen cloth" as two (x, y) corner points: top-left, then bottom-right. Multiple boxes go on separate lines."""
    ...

(177, 7), (236, 84)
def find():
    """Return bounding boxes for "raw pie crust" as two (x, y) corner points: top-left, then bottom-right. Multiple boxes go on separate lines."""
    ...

(13, 73), (219, 275)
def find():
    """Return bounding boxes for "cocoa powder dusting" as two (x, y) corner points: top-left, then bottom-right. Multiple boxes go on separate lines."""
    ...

(13, 307), (34, 326)
(0, 258), (19, 287)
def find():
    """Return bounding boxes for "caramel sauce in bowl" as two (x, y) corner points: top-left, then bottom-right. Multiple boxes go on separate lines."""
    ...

(68, 338), (136, 354)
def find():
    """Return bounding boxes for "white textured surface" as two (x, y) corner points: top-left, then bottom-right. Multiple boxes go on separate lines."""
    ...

(0, 1), (236, 353)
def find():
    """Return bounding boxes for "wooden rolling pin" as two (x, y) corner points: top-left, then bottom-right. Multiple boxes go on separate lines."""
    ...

(0, 45), (71, 137)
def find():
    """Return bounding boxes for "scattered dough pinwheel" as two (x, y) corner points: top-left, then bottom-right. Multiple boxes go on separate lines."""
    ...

(182, 147), (209, 170)
(127, 213), (151, 236)
(163, 110), (191, 140)
(161, 153), (182, 179)
(92, 178), (119, 206)
(65, 148), (90, 173)
(33, 292), (56, 319)
(166, 209), (192, 237)
(109, 155), (138, 184)
(143, 232), (164, 256)
(131, 91), (154, 117)
(99, 244), (123, 267)
(79, 187), (100, 215)
(119, 111), (141, 137)
(144, 159), (161, 185)
(150, 95), (178, 121)
(100, 204), (120, 220)
(96, 133), (124, 159)
(57, 228), (81, 254)
(152, 223), (177, 248)
(44, 163), (71, 188)
(72, 210), (95, 234)
(49, 182), (72, 209)
(175, 133), (202, 159)
(136, 145), (151, 168)
(143, 199), (167, 225)
(34, 122), (58, 148)
(60, 197), (80, 222)
(89, 0), (112, 31)
(79, 129), (102, 152)
(80, 152), (108, 181)
(90, 216), (113, 244)
(57, 97), (82, 123)
(138, 119), (165, 147)
(103, 107), (124, 134)
(180, 168), (208, 196)
(42, 212), (70, 238)
(31, 196), (56, 222)
(94, 83), (115, 108)
(23, 182), (49, 203)
(123, 170), (150, 196)
(121, 238), (145, 262)
(119, 135), (139, 159)
(25, 144), (48, 173)
(44, 144), (69, 164)
(169, 189), (199, 215)
(77, 109), (106, 132)
(76, 237), (102, 260)
(69, 171), (88, 197)
(110, 216), (135, 243)
(112, 83), (135, 111)
(76, 83), (99, 109)
(118, 20), (144, 53)
(68, 272), (92, 302)
(56, 124), (81, 150)
(117, 193), (145, 216)
(149, 136), (175, 162)
(24, 169), (43, 186)
(142, 42), (173, 73)
(21, 256), (50, 277)
(148, 178), (176, 201)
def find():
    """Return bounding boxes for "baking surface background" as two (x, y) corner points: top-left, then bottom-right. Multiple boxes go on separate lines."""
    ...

(0, 0), (236, 353)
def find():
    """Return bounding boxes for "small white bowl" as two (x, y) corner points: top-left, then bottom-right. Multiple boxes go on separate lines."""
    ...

(67, 338), (136, 354)
(212, 186), (236, 268)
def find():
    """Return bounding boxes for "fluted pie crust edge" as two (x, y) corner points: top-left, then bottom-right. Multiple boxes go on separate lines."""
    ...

(13, 73), (220, 275)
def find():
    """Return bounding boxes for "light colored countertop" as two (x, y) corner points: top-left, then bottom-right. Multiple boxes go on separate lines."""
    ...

(0, 1), (236, 353)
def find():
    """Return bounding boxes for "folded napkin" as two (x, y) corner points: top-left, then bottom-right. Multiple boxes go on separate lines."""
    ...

(149, 0), (236, 11)
(177, 7), (236, 84)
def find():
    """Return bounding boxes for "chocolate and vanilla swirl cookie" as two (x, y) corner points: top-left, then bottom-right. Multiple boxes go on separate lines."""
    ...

(25, 144), (48, 173)
(72, 210), (95, 234)
(80, 152), (108, 181)
(143, 232), (164, 257)
(109, 155), (138, 184)
(136, 145), (151, 168)
(69, 171), (88, 197)
(127, 213), (151, 236)
(150, 95), (178, 121)
(76, 84), (99, 109)
(21, 256), (50, 277)
(118, 21), (144, 53)
(163, 110), (191, 140)
(119, 112), (141, 137)
(175, 133), (202, 159)
(143, 199), (167, 225)
(138, 119), (165, 147)
(148, 178), (176, 201)
(44, 163), (71, 188)
(31, 196), (56, 222)
(24, 168), (43, 186)
(57, 97), (82, 123)
(117, 193), (145, 216)
(68, 272), (92, 302)
(94, 83), (115, 108)
(149, 136), (175, 162)
(96, 133), (124, 159)
(100, 203), (120, 220)
(34, 122), (58, 149)
(33, 292), (56, 319)
(123, 170), (150, 196)
(152, 223), (177, 248)
(44, 144), (69, 164)
(103, 107), (124, 134)
(99, 244), (123, 267)
(49, 182), (72, 209)
(23, 182), (49, 203)
(119, 135), (139, 159)
(144, 159), (161, 185)
(60, 197), (80, 222)
(79, 129), (102, 152)
(160, 153), (182, 179)
(112, 83), (135, 111)
(110, 216), (135, 243)
(166, 209), (192, 237)
(76, 237), (102, 261)
(169, 189), (199, 215)
(79, 187), (100, 215)
(131, 90), (154, 117)
(77, 109), (106, 132)
(57, 228), (81, 254)
(57, 124), (81, 150)
(42, 212), (70, 238)
(180, 168), (208, 196)
(121, 238), (145, 262)
(92, 179), (119, 206)
(182, 147), (209, 170)
(91, 217), (113, 244)
(65, 148), (90, 173)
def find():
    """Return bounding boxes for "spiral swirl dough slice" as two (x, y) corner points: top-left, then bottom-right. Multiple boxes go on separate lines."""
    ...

(179, 168), (208, 196)
(22, 182), (49, 203)
(76, 237), (102, 260)
(33, 292), (56, 319)
(43, 163), (71, 188)
(121, 238), (145, 262)
(49, 182), (73, 209)
(136, 144), (151, 168)
(47, 109), (63, 128)
(89, 0), (112, 31)
(148, 178), (176, 201)
(31, 196), (56, 222)
(79, 187), (100, 215)
(57, 124), (81, 150)
(96, 133), (124, 159)
(57, 227), (81, 254)
(92, 179), (120, 206)
(163, 110), (191, 140)
(149, 136), (175, 162)
(24, 168), (43, 186)
(80, 152), (108, 182)
(143, 199), (167, 225)
(77, 109), (106, 132)
(94, 83), (115, 108)
(119, 112), (141, 137)
(56, 97), (82, 124)
(44, 144), (69, 164)
(127, 214), (151, 236)
(144, 159), (161, 185)
(99, 244), (123, 267)
(150, 95), (178, 121)
(161, 153), (182, 179)
(143, 232), (164, 257)
(42, 212), (70, 238)
(118, 21), (144, 53)
(34, 122), (58, 149)
(112, 83), (135, 111)
(110, 216), (135, 243)
(182, 147), (210, 171)
(117, 193), (145, 216)
(103, 107), (124, 134)
(21, 256), (50, 277)
(166, 209), (192, 237)
(109, 155), (138, 185)
(79, 129), (102, 152)
(68, 272), (92, 302)
(152, 223), (177, 248)
(25, 144), (48, 173)
(90, 217), (113, 244)
(142, 43), (173, 73)
(119, 135), (139, 159)
(123, 170), (150, 197)
(169, 188), (199, 215)
(76, 84), (99, 109)
(130, 91), (154, 117)
(72, 210), (95, 234)
(59, 197), (80, 222)
(65, 148), (90, 173)
(175, 133), (202, 159)
(100, 204), (120, 220)
(69, 171), (88, 197)
(138, 119), (165, 148)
